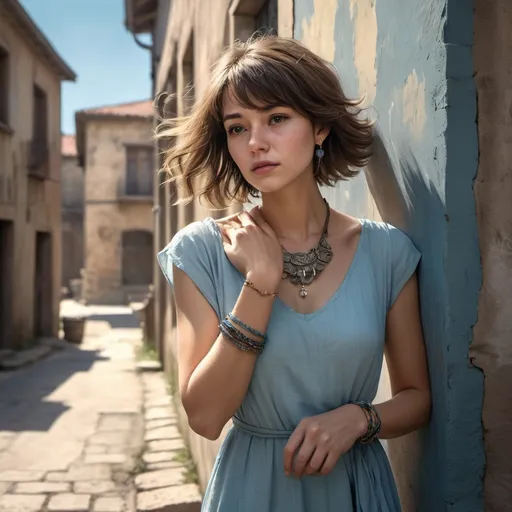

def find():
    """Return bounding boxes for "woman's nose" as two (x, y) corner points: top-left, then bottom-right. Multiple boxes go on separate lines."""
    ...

(248, 126), (270, 153)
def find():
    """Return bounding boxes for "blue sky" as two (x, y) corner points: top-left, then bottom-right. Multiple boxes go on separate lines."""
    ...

(20, 0), (152, 135)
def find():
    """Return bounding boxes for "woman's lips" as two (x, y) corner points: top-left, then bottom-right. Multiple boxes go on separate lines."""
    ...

(252, 164), (279, 175)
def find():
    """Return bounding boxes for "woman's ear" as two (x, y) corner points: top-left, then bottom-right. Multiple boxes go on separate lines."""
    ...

(315, 125), (330, 145)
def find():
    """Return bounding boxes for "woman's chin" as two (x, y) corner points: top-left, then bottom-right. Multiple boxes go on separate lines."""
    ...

(247, 177), (293, 195)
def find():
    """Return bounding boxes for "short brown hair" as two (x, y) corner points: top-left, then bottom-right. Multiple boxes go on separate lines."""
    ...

(156, 35), (374, 209)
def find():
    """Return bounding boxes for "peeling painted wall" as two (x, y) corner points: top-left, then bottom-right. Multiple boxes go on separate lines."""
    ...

(295, 1), (484, 511)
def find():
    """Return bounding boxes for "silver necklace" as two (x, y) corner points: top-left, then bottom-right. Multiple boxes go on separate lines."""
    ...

(281, 199), (333, 298)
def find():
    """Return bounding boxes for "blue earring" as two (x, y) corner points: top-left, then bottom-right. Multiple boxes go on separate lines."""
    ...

(315, 144), (324, 174)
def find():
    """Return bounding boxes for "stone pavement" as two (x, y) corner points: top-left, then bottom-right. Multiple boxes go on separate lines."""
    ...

(0, 301), (201, 512)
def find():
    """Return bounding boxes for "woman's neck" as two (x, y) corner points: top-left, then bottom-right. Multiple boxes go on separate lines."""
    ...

(259, 182), (327, 246)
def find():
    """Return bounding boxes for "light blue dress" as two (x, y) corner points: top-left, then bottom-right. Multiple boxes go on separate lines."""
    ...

(158, 216), (420, 512)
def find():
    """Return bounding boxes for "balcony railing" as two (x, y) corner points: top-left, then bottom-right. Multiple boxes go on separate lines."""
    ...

(117, 177), (153, 203)
(27, 139), (49, 179)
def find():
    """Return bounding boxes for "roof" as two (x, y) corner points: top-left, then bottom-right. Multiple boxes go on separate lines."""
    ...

(77, 99), (155, 119)
(0, 0), (76, 81)
(61, 134), (77, 157)
(75, 99), (154, 167)
(124, 0), (157, 34)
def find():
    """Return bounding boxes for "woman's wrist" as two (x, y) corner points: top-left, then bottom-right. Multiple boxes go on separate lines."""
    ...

(245, 271), (281, 295)
(345, 403), (369, 439)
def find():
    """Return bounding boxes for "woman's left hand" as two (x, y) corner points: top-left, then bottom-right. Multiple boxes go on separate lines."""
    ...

(283, 404), (368, 478)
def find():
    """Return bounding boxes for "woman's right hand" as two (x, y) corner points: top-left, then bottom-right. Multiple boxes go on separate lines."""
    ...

(219, 207), (283, 292)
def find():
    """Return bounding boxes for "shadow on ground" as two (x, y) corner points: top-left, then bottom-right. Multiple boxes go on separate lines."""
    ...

(86, 312), (140, 329)
(0, 305), (140, 433)
(0, 346), (108, 432)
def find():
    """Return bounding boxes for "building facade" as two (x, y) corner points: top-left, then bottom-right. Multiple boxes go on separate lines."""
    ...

(61, 134), (84, 295)
(0, 0), (75, 350)
(76, 100), (155, 305)
(125, 1), (512, 510)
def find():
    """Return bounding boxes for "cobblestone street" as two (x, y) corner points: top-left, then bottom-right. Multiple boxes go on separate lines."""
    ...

(0, 302), (201, 512)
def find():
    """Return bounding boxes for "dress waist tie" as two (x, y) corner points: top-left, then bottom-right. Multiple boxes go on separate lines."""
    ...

(232, 416), (294, 439)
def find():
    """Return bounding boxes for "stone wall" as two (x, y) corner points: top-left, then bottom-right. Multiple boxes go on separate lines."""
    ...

(82, 119), (154, 304)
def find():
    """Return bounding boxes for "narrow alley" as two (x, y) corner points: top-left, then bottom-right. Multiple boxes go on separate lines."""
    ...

(0, 302), (201, 512)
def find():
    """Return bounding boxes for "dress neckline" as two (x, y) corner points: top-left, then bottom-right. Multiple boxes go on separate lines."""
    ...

(205, 216), (367, 320)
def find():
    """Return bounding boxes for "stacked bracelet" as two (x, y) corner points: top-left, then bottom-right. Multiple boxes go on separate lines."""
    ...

(219, 313), (266, 355)
(350, 401), (382, 444)
(227, 313), (267, 341)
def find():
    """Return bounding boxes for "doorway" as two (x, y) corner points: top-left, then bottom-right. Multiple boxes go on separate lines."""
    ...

(34, 231), (53, 337)
(0, 220), (13, 349)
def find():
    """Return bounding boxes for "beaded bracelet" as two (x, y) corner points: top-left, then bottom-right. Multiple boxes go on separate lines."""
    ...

(219, 320), (265, 355)
(220, 324), (262, 354)
(227, 313), (267, 341)
(350, 400), (382, 444)
(222, 320), (265, 350)
(243, 280), (278, 298)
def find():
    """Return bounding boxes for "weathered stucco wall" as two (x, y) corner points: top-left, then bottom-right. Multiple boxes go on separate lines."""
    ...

(295, 1), (484, 511)
(153, 0), (234, 490)
(83, 119), (154, 304)
(472, 1), (512, 509)
(0, 13), (63, 346)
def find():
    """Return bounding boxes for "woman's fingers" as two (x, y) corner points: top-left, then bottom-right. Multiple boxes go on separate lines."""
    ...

(318, 452), (338, 476)
(304, 448), (328, 475)
(238, 211), (257, 227)
(283, 424), (305, 476)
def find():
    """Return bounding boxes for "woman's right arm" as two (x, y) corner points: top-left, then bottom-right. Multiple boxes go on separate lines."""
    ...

(173, 209), (282, 440)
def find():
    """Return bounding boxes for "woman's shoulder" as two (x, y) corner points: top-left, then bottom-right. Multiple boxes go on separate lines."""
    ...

(360, 218), (417, 247)
(158, 217), (222, 266)
(329, 210), (419, 255)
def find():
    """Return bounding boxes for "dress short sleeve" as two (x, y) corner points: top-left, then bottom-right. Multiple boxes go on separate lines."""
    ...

(388, 226), (421, 308)
(157, 220), (222, 319)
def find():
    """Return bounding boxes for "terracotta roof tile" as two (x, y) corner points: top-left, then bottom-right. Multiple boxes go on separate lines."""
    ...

(79, 99), (154, 118)
(61, 134), (77, 157)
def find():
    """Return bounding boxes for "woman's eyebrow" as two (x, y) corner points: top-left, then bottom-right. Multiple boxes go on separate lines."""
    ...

(222, 104), (284, 122)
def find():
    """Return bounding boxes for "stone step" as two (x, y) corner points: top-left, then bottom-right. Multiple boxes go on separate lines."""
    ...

(137, 484), (201, 512)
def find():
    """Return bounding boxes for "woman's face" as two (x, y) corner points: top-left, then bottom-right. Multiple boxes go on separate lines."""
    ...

(222, 91), (325, 194)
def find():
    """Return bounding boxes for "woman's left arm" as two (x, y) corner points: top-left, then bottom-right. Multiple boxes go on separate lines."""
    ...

(375, 273), (431, 438)
(283, 273), (431, 478)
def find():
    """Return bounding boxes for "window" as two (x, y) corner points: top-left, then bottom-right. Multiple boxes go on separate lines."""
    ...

(29, 85), (49, 177)
(125, 146), (154, 196)
(256, 0), (278, 35)
(0, 47), (9, 126)
(230, 0), (278, 44)
(122, 230), (153, 285)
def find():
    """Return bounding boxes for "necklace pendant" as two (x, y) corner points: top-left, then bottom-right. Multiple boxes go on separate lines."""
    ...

(299, 286), (308, 298)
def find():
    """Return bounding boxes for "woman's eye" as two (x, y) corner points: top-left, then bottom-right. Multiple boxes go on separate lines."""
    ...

(228, 125), (244, 135)
(270, 115), (287, 125)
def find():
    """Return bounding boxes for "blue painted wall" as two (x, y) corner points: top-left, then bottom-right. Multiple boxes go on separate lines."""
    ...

(294, 1), (484, 510)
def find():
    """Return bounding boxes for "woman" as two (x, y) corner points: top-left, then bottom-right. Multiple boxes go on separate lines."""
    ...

(157, 35), (431, 511)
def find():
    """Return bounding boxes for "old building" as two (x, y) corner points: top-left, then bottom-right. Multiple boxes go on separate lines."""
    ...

(61, 134), (84, 295)
(75, 100), (155, 305)
(125, 1), (512, 510)
(0, 0), (76, 350)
